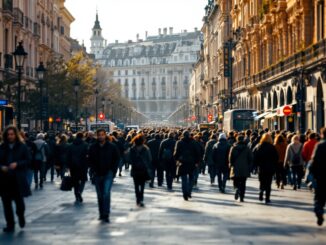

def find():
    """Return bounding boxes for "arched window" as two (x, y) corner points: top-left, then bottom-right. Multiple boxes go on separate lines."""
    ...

(273, 91), (278, 109)
(161, 77), (166, 99)
(124, 79), (129, 98)
(280, 89), (285, 106)
(267, 93), (272, 109)
(287, 87), (293, 104)
(173, 79), (178, 98)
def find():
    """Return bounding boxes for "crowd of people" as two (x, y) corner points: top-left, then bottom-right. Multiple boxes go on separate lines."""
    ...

(0, 125), (325, 233)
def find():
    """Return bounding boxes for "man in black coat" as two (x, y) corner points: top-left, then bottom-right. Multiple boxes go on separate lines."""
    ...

(311, 127), (326, 226)
(88, 129), (120, 223)
(147, 134), (163, 188)
(67, 132), (89, 203)
(0, 126), (31, 233)
(158, 132), (176, 190)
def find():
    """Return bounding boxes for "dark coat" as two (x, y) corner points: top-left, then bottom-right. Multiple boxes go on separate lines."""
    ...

(158, 137), (176, 171)
(212, 139), (231, 170)
(67, 138), (89, 182)
(253, 142), (279, 178)
(203, 139), (217, 166)
(0, 142), (31, 198)
(229, 142), (253, 178)
(147, 138), (161, 165)
(174, 138), (200, 175)
(129, 145), (153, 180)
(55, 142), (69, 168)
(88, 141), (120, 177)
(311, 140), (326, 184)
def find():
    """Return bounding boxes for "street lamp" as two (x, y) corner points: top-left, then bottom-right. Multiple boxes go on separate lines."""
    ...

(73, 79), (80, 132)
(13, 42), (28, 130)
(95, 88), (99, 125)
(36, 62), (46, 130)
(101, 97), (105, 115)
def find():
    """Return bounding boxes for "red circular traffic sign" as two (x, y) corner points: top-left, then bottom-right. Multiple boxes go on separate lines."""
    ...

(283, 105), (292, 116)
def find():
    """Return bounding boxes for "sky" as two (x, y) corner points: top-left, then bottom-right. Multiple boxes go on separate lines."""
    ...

(65, 0), (205, 51)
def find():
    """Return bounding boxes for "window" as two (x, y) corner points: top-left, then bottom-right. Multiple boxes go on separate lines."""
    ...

(141, 78), (145, 98)
(152, 78), (156, 98)
(132, 79), (136, 99)
(161, 77), (166, 99)
(118, 70), (121, 76)
(125, 70), (128, 76)
(173, 80), (178, 98)
(124, 79), (129, 98)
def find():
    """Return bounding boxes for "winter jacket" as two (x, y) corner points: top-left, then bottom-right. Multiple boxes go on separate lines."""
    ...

(158, 138), (176, 171)
(253, 142), (278, 177)
(174, 138), (200, 175)
(0, 142), (31, 198)
(310, 140), (326, 183)
(88, 141), (120, 177)
(274, 142), (287, 164)
(212, 139), (231, 169)
(67, 138), (89, 182)
(129, 145), (153, 180)
(229, 142), (253, 178)
(203, 139), (217, 166)
(147, 138), (161, 165)
(284, 142), (304, 167)
(302, 139), (318, 163)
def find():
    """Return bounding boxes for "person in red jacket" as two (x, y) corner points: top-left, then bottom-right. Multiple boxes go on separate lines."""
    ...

(302, 133), (318, 163)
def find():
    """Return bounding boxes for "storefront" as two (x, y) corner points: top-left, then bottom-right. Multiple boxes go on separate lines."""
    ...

(0, 100), (14, 131)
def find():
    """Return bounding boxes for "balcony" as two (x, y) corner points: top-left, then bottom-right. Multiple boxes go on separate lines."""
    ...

(33, 22), (41, 37)
(4, 54), (13, 69)
(13, 8), (24, 26)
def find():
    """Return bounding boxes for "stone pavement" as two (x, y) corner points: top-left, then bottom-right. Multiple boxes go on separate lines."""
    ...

(0, 170), (325, 245)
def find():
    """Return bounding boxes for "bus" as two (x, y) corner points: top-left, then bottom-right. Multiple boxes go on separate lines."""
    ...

(88, 121), (115, 133)
(223, 109), (256, 132)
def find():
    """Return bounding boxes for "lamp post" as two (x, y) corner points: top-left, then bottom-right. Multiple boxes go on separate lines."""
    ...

(36, 62), (46, 130)
(95, 88), (99, 126)
(195, 97), (200, 124)
(13, 42), (28, 130)
(101, 97), (105, 116)
(73, 79), (80, 132)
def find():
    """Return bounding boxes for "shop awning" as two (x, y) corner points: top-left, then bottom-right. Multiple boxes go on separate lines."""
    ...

(255, 112), (271, 121)
(265, 112), (278, 119)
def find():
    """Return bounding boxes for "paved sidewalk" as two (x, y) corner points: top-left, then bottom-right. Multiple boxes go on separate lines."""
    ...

(0, 171), (325, 245)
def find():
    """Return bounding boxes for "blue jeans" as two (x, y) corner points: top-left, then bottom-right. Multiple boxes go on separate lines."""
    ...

(94, 171), (114, 217)
(181, 172), (194, 197)
(217, 167), (229, 190)
(291, 166), (304, 188)
(27, 169), (34, 188)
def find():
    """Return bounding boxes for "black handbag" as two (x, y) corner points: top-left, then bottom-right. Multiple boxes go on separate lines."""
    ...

(60, 171), (73, 191)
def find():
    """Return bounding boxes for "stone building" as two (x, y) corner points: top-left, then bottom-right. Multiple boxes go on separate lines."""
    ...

(231, 0), (326, 132)
(91, 14), (202, 121)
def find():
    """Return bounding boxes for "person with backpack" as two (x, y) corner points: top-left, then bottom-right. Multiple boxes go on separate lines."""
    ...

(129, 134), (153, 207)
(33, 133), (48, 189)
(66, 132), (89, 203)
(212, 133), (231, 193)
(229, 135), (253, 202)
(174, 131), (200, 201)
(88, 129), (120, 223)
(158, 132), (176, 190)
(284, 135), (304, 190)
(203, 133), (218, 185)
(253, 133), (278, 204)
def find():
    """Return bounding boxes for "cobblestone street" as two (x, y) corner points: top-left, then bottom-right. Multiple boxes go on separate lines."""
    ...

(0, 171), (325, 245)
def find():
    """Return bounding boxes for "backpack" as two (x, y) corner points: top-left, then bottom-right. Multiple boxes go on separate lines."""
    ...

(162, 148), (173, 161)
(34, 144), (45, 162)
(291, 145), (303, 165)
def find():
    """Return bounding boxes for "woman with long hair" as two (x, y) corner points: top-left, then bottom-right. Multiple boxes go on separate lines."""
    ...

(254, 133), (278, 204)
(55, 134), (69, 179)
(274, 134), (288, 189)
(129, 134), (153, 207)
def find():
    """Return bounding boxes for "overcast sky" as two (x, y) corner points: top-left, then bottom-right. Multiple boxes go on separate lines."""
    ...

(65, 0), (205, 51)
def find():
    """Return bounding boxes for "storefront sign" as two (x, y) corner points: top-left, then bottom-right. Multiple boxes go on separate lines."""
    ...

(283, 105), (292, 116)
(0, 100), (9, 106)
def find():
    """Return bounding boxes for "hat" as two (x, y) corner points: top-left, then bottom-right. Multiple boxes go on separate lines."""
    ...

(219, 133), (227, 141)
(36, 133), (45, 140)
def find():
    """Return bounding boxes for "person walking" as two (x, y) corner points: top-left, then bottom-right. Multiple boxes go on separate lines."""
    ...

(0, 126), (31, 233)
(88, 129), (120, 223)
(147, 134), (162, 188)
(55, 134), (69, 179)
(158, 132), (176, 190)
(33, 133), (48, 189)
(284, 135), (304, 190)
(66, 132), (89, 203)
(174, 131), (200, 201)
(129, 134), (153, 207)
(302, 132), (318, 189)
(310, 128), (326, 226)
(229, 135), (253, 202)
(203, 133), (218, 185)
(274, 134), (288, 189)
(212, 133), (230, 193)
(254, 134), (278, 204)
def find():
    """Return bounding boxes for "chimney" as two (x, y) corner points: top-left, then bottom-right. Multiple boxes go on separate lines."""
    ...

(136, 33), (139, 42)
(163, 28), (167, 36)
(184, 29), (188, 33)
(145, 31), (148, 39)
(115, 40), (119, 44)
(169, 27), (173, 35)
(194, 27), (198, 32)
(158, 28), (162, 35)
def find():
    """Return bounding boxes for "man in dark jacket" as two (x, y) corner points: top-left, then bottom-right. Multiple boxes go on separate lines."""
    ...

(204, 134), (218, 185)
(147, 134), (162, 188)
(89, 129), (120, 223)
(311, 127), (326, 226)
(212, 133), (231, 193)
(158, 132), (176, 190)
(67, 132), (89, 203)
(0, 126), (31, 233)
(174, 131), (200, 201)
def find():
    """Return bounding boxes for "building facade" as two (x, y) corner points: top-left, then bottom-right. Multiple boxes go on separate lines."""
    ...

(91, 14), (202, 121)
(0, 0), (74, 130)
(231, 0), (326, 132)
